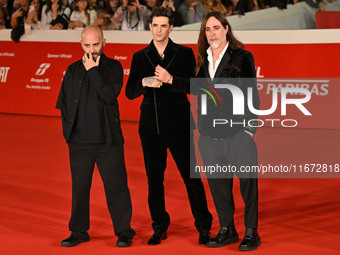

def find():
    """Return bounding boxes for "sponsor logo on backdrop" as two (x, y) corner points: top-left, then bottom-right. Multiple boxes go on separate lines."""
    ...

(114, 56), (127, 60)
(35, 63), (51, 76)
(0, 67), (10, 83)
(256, 66), (264, 78)
(26, 63), (52, 90)
(47, 54), (72, 59)
(257, 79), (329, 96)
(0, 52), (15, 57)
(61, 70), (66, 81)
(255, 67), (329, 96)
(27, 76), (51, 90)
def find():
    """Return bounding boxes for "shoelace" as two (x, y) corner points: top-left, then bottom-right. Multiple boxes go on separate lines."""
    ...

(244, 229), (255, 239)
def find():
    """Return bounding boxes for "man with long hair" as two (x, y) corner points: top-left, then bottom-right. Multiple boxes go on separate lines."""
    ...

(126, 6), (212, 246)
(195, 12), (261, 251)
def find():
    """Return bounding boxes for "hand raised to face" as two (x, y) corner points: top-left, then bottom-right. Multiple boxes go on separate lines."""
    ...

(82, 52), (100, 71)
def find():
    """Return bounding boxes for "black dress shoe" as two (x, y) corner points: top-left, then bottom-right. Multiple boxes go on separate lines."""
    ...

(147, 232), (167, 245)
(60, 232), (90, 247)
(116, 235), (133, 247)
(207, 226), (239, 248)
(199, 229), (210, 245)
(238, 228), (261, 251)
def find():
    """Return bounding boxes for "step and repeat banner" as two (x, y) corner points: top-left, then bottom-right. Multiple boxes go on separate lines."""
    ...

(0, 30), (340, 129)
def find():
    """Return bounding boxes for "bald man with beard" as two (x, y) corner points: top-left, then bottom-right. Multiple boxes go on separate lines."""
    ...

(56, 25), (135, 248)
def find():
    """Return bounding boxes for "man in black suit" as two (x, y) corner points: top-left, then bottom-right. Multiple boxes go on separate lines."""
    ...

(56, 25), (135, 248)
(126, 7), (212, 246)
(195, 12), (261, 251)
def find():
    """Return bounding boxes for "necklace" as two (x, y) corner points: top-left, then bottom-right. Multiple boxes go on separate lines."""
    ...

(159, 52), (164, 59)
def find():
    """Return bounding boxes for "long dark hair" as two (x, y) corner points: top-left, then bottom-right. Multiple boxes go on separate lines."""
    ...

(74, 0), (90, 25)
(195, 12), (243, 75)
(28, 0), (41, 20)
(45, 0), (63, 15)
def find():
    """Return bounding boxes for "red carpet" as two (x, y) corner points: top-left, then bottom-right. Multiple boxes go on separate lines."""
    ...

(1, 113), (340, 254)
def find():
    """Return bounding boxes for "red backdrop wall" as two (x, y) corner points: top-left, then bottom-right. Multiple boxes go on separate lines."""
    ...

(0, 41), (339, 129)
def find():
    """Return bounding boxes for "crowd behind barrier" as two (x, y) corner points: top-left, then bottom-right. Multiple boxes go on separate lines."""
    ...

(1, 0), (339, 39)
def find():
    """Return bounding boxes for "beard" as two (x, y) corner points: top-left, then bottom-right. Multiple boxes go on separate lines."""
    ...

(209, 36), (226, 49)
(82, 44), (104, 61)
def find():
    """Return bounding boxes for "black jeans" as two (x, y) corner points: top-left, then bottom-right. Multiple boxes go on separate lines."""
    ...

(140, 132), (212, 233)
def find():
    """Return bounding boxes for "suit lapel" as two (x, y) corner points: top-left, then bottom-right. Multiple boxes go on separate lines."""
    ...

(213, 49), (231, 81)
(144, 39), (179, 70)
(162, 39), (178, 69)
(201, 56), (213, 85)
(144, 41), (161, 69)
(203, 55), (210, 79)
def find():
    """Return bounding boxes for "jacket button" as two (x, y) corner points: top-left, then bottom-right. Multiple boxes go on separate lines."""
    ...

(75, 99), (78, 103)
(70, 119), (73, 122)
(79, 80), (82, 84)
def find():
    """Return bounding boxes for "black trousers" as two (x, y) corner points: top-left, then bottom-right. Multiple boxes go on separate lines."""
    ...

(140, 132), (213, 233)
(198, 131), (259, 229)
(68, 142), (135, 238)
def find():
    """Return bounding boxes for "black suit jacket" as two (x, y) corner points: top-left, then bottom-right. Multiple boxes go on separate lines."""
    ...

(56, 54), (124, 144)
(126, 39), (195, 135)
(196, 47), (260, 138)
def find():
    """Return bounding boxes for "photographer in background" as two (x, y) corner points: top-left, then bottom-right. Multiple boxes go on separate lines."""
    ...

(25, 0), (42, 34)
(178, 0), (206, 25)
(11, 0), (27, 28)
(161, 0), (183, 27)
(10, 0), (28, 41)
(113, 0), (150, 30)
(94, 8), (121, 29)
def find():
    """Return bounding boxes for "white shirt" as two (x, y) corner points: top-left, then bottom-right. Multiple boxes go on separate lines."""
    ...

(206, 42), (229, 80)
(70, 9), (97, 28)
(41, 5), (71, 29)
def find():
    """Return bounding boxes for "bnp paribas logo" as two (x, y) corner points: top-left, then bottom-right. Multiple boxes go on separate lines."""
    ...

(35, 63), (51, 76)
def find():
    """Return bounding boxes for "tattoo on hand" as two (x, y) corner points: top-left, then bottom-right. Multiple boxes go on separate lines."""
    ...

(144, 77), (155, 85)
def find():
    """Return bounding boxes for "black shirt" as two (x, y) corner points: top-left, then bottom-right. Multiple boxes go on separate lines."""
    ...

(71, 69), (105, 144)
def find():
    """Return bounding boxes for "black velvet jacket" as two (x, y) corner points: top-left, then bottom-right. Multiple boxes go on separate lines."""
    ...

(126, 39), (195, 135)
(196, 47), (260, 138)
(56, 54), (124, 144)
